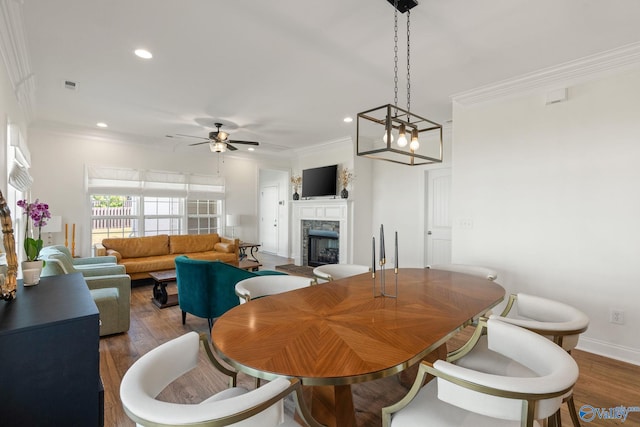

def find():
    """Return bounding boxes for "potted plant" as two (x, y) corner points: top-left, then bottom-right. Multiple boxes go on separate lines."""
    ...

(290, 175), (302, 200)
(17, 199), (51, 285)
(340, 167), (354, 199)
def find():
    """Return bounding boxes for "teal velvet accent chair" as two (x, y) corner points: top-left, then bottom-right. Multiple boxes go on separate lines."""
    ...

(175, 256), (286, 330)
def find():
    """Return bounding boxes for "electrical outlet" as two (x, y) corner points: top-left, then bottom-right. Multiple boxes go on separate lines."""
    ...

(459, 218), (474, 229)
(610, 308), (625, 325)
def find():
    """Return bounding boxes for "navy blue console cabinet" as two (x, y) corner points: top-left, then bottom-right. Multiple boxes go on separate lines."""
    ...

(0, 272), (103, 426)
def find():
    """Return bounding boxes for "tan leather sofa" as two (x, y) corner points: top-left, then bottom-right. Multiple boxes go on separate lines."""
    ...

(94, 234), (239, 280)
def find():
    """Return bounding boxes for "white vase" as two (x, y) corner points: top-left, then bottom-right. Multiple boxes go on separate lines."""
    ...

(22, 260), (44, 286)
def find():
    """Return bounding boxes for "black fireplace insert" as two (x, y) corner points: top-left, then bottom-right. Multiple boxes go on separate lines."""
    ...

(307, 229), (339, 267)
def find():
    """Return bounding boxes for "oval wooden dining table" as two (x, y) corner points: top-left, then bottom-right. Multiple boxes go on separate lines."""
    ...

(211, 267), (505, 427)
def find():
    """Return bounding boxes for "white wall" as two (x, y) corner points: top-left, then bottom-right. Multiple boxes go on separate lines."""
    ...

(291, 137), (354, 182)
(452, 68), (640, 364)
(27, 127), (287, 257)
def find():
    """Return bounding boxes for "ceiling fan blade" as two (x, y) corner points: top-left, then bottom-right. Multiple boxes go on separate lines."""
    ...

(176, 133), (209, 140)
(226, 143), (238, 151)
(228, 140), (259, 145)
(188, 141), (211, 146)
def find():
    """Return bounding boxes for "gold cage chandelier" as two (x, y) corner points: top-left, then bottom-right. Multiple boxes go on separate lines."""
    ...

(357, 0), (443, 166)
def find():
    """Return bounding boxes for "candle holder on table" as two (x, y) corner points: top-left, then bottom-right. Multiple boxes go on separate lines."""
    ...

(372, 225), (398, 298)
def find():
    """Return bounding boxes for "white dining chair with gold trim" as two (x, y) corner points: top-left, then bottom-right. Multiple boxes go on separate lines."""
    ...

(312, 263), (370, 284)
(120, 331), (323, 427)
(235, 274), (314, 304)
(427, 263), (498, 281)
(449, 294), (589, 427)
(382, 318), (579, 427)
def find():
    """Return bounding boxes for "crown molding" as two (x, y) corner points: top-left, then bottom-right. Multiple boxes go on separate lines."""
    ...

(290, 136), (353, 156)
(0, 0), (35, 122)
(30, 120), (165, 147)
(452, 41), (640, 107)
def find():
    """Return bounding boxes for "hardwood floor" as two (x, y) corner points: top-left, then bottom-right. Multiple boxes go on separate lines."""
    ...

(102, 253), (640, 426)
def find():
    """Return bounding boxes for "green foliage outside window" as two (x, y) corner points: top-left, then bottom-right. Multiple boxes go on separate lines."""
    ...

(92, 195), (125, 208)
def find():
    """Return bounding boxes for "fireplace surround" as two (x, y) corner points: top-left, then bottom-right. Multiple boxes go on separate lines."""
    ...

(291, 199), (351, 266)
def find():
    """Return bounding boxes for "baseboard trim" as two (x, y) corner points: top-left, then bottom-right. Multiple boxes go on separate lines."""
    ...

(577, 337), (640, 366)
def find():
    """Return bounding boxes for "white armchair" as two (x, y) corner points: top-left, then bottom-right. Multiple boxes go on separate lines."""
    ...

(458, 293), (589, 427)
(235, 274), (314, 304)
(312, 263), (370, 284)
(427, 263), (498, 281)
(490, 293), (589, 352)
(120, 331), (324, 427)
(450, 293), (589, 427)
(382, 318), (579, 427)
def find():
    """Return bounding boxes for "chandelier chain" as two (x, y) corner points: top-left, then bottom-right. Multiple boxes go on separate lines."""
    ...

(406, 10), (411, 115)
(393, 1), (399, 111)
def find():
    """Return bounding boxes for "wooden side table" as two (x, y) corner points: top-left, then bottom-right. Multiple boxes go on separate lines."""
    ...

(149, 269), (178, 308)
(238, 242), (261, 262)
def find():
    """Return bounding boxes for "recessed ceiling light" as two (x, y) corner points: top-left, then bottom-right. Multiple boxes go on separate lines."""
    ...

(343, 117), (353, 123)
(248, 147), (255, 152)
(96, 122), (108, 128)
(134, 49), (153, 59)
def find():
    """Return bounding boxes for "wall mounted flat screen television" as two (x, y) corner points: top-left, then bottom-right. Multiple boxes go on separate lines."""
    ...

(301, 165), (338, 198)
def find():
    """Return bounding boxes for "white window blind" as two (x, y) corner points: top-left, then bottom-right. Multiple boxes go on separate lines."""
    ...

(86, 166), (225, 197)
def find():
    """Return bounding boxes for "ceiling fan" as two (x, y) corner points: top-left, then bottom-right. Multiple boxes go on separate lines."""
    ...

(178, 123), (259, 152)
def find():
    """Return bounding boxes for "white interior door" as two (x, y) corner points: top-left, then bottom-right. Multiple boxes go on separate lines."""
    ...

(425, 168), (452, 266)
(259, 185), (279, 254)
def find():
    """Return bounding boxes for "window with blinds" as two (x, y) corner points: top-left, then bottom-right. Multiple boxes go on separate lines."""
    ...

(87, 166), (225, 245)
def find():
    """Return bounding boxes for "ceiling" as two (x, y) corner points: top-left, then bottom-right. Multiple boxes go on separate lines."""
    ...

(20, 0), (640, 156)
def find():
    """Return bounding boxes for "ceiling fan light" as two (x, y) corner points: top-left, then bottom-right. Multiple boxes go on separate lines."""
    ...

(218, 131), (229, 141)
(210, 142), (226, 153)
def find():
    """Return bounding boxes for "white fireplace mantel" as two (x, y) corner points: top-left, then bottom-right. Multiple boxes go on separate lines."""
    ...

(291, 199), (352, 266)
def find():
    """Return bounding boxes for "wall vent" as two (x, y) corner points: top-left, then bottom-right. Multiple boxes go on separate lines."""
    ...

(63, 80), (78, 90)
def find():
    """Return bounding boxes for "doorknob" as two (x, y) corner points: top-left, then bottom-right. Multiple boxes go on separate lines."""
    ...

(427, 231), (432, 235)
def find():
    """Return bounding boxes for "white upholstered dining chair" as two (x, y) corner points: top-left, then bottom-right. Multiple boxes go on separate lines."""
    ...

(427, 263), (498, 281)
(382, 318), (579, 427)
(312, 263), (370, 283)
(120, 331), (323, 427)
(235, 274), (314, 304)
(449, 293), (589, 427)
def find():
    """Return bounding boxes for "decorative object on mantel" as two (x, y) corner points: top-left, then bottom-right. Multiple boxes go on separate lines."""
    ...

(17, 198), (51, 286)
(356, 0), (443, 166)
(372, 224), (398, 298)
(290, 175), (302, 200)
(0, 190), (19, 301)
(340, 167), (354, 199)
